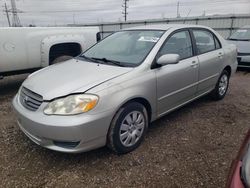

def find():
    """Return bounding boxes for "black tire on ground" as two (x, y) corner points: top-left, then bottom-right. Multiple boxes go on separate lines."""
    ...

(107, 102), (149, 154)
(210, 69), (230, 100)
(51, 55), (73, 65)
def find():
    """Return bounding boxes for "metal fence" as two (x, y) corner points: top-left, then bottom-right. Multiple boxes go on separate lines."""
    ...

(75, 14), (250, 39)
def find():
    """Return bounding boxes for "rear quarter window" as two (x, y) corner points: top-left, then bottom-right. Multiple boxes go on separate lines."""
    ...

(214, 35), (221, 49)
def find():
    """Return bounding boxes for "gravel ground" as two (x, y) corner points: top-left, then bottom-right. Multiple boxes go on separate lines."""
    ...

(0, 71), (250, 188)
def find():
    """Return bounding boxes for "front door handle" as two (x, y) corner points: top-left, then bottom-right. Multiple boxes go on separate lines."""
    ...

(218, 52), (224, 58)
(190, 61), (198, 68)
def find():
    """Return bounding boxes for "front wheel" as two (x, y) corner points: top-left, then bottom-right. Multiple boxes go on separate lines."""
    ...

(107, 102), (148, 154)
(210, 70), (230, 100)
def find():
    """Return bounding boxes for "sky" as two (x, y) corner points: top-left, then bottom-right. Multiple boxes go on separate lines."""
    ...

(0, 0), (250, 26)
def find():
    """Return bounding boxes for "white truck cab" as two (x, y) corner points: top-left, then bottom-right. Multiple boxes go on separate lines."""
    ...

(0, 27), (99, 77)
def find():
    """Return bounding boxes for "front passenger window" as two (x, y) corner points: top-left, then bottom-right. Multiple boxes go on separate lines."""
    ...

(158, 30), (193, 60)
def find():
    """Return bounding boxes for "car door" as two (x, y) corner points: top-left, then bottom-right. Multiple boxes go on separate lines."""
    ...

(191, 29), (224, 95)
(155, 30), (199, 117)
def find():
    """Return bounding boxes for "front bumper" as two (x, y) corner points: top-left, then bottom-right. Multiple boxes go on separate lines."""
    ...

(12, 95), (114, 153)
(237, 53), (250, 67)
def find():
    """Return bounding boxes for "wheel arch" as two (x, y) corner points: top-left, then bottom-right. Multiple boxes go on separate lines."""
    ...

(118, 97), (152, 123)
(49, 42), (82, 65)
(41, 34), (86, 67)
(224, 65), (232, 77)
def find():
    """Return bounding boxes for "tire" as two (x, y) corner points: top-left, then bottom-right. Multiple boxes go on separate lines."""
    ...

(210, 69), (230, 100)
(107, 102), (149, 154)
(51, 55), (73, 65)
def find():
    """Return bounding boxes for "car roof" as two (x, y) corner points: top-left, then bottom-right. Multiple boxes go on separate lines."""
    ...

(123, 24), (211, 31)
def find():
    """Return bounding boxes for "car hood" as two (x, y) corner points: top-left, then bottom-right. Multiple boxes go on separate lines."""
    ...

(22, 59), (132, 100)
(227, 40), (250, 53)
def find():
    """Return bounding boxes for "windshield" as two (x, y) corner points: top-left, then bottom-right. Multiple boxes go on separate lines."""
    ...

(229, 28), (250, 41)
(81, 30), (165, 67)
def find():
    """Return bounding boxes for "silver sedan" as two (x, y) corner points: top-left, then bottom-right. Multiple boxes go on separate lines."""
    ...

(227, 25), (250, 68)
(13, 24), (238, 154)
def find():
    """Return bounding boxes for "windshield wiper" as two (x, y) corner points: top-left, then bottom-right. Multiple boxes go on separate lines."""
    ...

(228, 38), (250, 41)
(91, 57), (125, 67)
(79, 55), (100, 63)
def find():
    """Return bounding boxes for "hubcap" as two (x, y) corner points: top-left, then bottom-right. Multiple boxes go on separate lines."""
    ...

(119, 111), (145, 147)
(219, 74), (228, 96)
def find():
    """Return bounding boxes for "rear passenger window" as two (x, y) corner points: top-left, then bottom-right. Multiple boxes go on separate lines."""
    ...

(193, 30), (216, 54)
(158, 30), (193, 60)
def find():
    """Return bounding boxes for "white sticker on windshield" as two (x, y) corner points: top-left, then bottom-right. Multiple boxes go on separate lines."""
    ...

(138, 36), (159, 43)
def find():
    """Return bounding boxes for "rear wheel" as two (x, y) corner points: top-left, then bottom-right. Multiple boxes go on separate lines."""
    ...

(107, 102), (148, 154)
(210, 69), (230, 100)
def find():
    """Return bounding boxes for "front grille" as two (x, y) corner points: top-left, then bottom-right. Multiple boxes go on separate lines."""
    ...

(238, 61), (250, 67)
(19, 87), (43, 111)
(238, 52), (250, 56)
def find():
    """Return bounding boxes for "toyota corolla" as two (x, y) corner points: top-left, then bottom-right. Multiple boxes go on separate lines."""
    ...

(13, 25), (237, 154)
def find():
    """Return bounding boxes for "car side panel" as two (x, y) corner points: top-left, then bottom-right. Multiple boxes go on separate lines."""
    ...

(223, 44), (238, 73)
(87, 69), (158, 122)
(155, 56), (199, 117)
(196, 49), (224, 95)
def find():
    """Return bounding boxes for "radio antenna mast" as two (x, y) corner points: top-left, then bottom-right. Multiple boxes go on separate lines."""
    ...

(122, 0), (129, 22)
(10, 0), (21, 27)
(4, 3), (11, 26)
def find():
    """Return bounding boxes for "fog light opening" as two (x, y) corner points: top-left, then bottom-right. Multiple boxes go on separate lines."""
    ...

(53, 140), (80, 149)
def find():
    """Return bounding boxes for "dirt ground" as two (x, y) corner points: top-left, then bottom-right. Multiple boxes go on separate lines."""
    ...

(0, 70), (250, 188)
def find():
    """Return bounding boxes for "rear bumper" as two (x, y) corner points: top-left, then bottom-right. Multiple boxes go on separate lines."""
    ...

(12, 94), (114, 153)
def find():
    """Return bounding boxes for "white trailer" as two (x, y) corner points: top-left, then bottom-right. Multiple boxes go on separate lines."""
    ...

(0, 27), (99, 77)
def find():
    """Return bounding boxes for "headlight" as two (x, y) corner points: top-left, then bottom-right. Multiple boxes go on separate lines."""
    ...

(44, 94), (98, 115)
(242, 143), (250, 187)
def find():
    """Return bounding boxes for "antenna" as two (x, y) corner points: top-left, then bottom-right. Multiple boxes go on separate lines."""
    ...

(183, 9), (192, 23)
(122, 0), (129, 22)
(73, 13), (76, 24)
(4, 3), (11, 26)
(202, 10), (206, 17)
(10, 0), (21, 27)
(177, 1), (180, 18)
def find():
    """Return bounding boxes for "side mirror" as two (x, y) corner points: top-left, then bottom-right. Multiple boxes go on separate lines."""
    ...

(156, 54), (180, 66)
